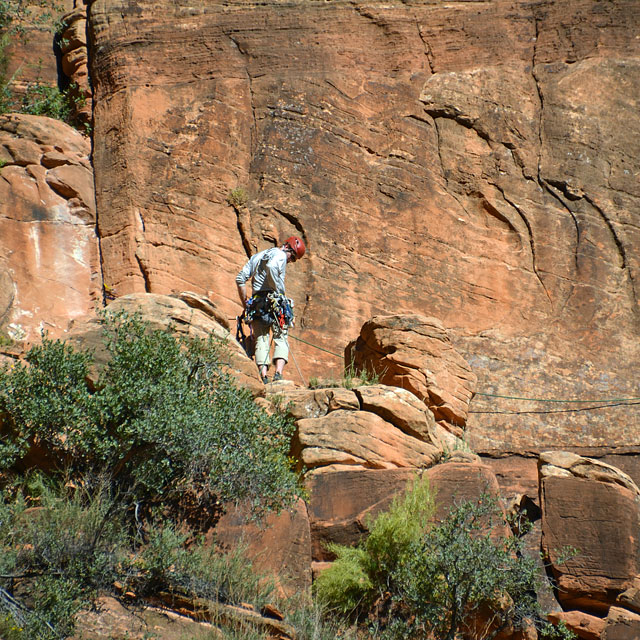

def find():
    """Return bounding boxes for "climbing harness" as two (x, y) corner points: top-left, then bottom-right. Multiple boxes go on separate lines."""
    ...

(245, 291), (295, 331)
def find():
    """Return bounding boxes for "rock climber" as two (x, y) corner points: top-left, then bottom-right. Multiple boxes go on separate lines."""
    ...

(236, 236), (306, 383)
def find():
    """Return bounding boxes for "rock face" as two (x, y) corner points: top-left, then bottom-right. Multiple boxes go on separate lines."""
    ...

(540, 452), (640, 614)
(84, 0), (639, 456)
(0, 114), (100, 344)
(347, 314), (477, 432)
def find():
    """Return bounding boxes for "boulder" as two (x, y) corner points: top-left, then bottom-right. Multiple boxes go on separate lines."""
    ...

(292, 409), (442, 471)
(547, 611), (606, 640)
(271, 387), (360, 421)
(346, 315), (477, 431)
(73, 596), (215, 639)
(354, 384), (436, 441)
(617, 577), (640, 615)
(539, 451), (640, 497)
(603, 606), (640, 640)
(0, 114), (100, 345)
(540, 469), (640, 612)
(67, 293), (263, 396)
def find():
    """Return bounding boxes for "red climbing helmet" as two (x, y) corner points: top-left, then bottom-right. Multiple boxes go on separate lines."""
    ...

(284, 236), (306, 260)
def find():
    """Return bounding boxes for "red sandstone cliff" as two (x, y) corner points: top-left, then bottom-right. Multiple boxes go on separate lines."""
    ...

(1, 1), (639, 465)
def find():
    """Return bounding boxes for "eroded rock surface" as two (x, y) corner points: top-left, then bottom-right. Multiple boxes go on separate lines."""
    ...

(0, 114), (100, 344)
(347, 314), (477, 432)
(540, 452), (640, 613)
(85, 0), (639, 457)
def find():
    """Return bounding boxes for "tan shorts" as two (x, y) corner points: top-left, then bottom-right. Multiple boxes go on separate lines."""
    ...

(252, 320), (289, 367)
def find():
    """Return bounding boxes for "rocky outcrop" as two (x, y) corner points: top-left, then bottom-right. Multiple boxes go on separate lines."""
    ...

(66, 292), (264, 396)
(292, 409), (441, 471)
(540, 452), (640, 617)
(347, 314), (477, 433)
(59, 5), (93, 127)
(0, 114), (100, 345)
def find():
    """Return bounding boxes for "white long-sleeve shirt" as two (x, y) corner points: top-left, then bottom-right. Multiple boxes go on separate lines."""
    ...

(236, 247), (287, 295)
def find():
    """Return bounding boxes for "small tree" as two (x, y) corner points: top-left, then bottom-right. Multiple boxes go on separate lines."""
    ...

(391, 497), (573, 640)
(315, 480), (574, 640)
(0, 311), (300, 517)
(314, 474), (436, 618)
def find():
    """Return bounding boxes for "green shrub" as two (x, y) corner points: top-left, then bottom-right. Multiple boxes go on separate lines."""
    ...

(0, 311), (300, 516)
(227, 187), (248, 208)
(0, 476), (284, 640)
(314, 474), (435, 618)
(0, 476), (126, 640)
(315, 480), (574, 640)
(19, 81), (71, 120)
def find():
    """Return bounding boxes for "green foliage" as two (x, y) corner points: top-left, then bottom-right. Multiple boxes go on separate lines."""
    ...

(19, 80), (71, 120)
(0, 311), (300, 516)
(0, 476), (284, 640)
(227, 187), (248, 208)
(314, 474), (435, 618)
(0, 476), (125, 639)
(315, 481), (574, 640)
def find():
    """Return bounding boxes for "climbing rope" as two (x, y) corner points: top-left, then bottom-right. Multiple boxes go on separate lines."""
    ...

(285, 332), (639, 414)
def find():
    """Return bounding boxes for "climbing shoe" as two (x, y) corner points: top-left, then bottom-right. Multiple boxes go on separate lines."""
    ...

(262, 374), (269, 384)
(273, 372), (283, 382)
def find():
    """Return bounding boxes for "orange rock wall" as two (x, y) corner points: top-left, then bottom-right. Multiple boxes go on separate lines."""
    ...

(7, 0), (638, 457)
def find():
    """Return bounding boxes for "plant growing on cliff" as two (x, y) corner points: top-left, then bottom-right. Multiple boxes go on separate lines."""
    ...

(227, 187), (249, 208)
(0, 311), (300, 516)
(315, 481), (575, 640)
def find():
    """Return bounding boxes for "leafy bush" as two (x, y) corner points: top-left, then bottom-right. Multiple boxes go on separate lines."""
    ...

(18, 81), (71, 120)
(227, 187), (248, 208)
(0, 476), (284, 640)
(314, 474), (435, 618)
(315, 479), (574, 640)
(0, 311), (300, 516)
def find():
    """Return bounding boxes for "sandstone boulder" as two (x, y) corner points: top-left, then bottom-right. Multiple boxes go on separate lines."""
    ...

(354, 384), (435, 441)
(603, 606), (640, 640)
(291, 409), (441, 471)
(214, 498), (311, 598)
(271, 386), (360, 421)
(0, 114), (99, 345)
(346, 315), (477, 432)
(305, 466), (415, 561)
(67, 292), (263, 396)
(547, 611), (606, 640)
(540, 461), (640, 612)
(539, 451), (640, 497)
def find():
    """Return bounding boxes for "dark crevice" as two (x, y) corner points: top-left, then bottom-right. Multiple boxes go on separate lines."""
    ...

(583, 194), (638, 306)
(134, 254), (151, 293)
(414, 16), (435, 75)
(491, 183), (553, 306)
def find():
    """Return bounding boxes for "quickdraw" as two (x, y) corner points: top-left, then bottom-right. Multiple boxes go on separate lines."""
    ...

(235, 313), (255, 357)
(245, 291), (295, 330)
